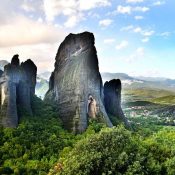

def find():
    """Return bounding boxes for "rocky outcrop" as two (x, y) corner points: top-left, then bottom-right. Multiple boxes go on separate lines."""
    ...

(0, 60), (9, 71)
(0, 55), (37, 127)
(45, 32), (112, 133)
(104, 79), (130, 128)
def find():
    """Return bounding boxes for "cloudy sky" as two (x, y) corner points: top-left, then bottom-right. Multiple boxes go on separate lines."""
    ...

(0, 0), (175, 78)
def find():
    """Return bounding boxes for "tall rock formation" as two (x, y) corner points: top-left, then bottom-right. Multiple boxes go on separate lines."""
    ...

(104, 79), (130, 128)
(0, 55), (37, 127)
(45, 32), (112, 133)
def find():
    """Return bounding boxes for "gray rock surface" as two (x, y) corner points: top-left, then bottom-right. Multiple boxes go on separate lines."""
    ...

(0, 55), (37, 127)
(0, 60), (9, 71)
(45, 32), (112, 133)
(104, 79), (130, 128)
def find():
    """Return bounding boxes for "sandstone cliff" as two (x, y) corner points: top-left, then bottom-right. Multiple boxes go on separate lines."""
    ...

(45, 32), (112, 133)
(104, 79), (130, 128)
(0, 55), (37, 127)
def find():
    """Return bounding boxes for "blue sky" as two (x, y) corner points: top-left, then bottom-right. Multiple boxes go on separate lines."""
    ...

(0, 0), (175, 78)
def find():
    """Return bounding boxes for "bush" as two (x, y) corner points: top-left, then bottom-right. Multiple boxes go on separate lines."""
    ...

(49, 126), (175, 175)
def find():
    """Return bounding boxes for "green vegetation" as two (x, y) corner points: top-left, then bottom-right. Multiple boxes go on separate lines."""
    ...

(49, 125), (175, 175)
(124, 101), (154, 107)
(0, 97), (107, 175)
(123, 88), (175, 102)
(151, 95), (175, 105)
(1, 95), (175, 175)
(0, 96), (76, 174)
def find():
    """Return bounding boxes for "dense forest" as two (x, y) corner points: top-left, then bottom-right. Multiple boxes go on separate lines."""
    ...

(0, 97), (76, 174)
(0, 96), (175, 174)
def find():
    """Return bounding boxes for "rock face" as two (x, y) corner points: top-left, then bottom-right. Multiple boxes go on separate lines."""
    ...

(0, 60), (9, 71)
(45, 32), (112, 133)
(0, 55), (37, 127)
(104, 79), (130, 127)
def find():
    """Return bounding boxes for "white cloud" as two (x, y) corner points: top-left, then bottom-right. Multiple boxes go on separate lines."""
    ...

(116, 40), (129, 50)
(133, 27), (155, 36)
(43, 0), (111, 26)
(0, 1), (66, 73)
(120, 25), (134, 31)
(21, 2), (35, 12)
(78, 0), (111, 10)
(99, 19), (113, 27)
(133, 27), (142, 33)
(134, 6), (149, 12)
(0, 43), (58, 73)
(0, 15), (65, 47)
(120, 25), (155, 38)
(104, 38), (115, 44)
(88, 12), (100, 19)
(20, 0), (43, 13)
(117, 5), (149, 14)
(134, 15), (144, 20)
(117, 5), (132, 14)
(64, 13), (84, 28)
(152, 1), (165, 6)
(38, 17), (44, 23)
(126, 47), (145, 62)
(136, 47), (144, 56)
(160, 32), (171, 37)
(43, 0), (76, 21)
(126, 0), (144, 3)
(142, 37), (149, 42)
(142, 30), (155, 36)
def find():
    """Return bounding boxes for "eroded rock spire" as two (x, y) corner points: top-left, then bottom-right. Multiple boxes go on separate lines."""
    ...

(45, 32), (112, 133)
(0, 55), (37, 127)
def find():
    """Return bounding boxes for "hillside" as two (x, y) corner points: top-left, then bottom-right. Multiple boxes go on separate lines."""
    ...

(123, 88), (175, 102)
(151, 95), (175, 105)
(35, 71), (175, 102)
(102, 72), (175, 92)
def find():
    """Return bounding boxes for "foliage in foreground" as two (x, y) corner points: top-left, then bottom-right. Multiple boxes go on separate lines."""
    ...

(0, 97), (76, 175)
(0, 97), (105, 175)
(1, 96), (175, 175)
(49, 126), (175, 175)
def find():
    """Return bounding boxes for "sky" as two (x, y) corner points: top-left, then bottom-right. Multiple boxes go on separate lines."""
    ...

(0, 0), (175, 78)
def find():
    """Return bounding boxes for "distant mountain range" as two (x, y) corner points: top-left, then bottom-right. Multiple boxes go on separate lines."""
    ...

(36, 71), (175, 99)
(101, 72), (134, 81)
(35, 72), (51, 99)
(101, 72), (175, 92)
(1, 59), (175, 99)
(38, 71), (51, 80)
(35, 77), (49, 99)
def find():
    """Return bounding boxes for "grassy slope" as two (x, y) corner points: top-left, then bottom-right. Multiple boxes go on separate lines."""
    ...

(151, 95), (175, 105)
(124, 88), (174, 98)
(123, 88), (175, 103)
